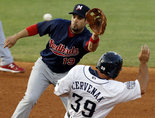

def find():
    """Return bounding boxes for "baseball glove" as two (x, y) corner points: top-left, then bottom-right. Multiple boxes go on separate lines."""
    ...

(86, 8), (107, 35)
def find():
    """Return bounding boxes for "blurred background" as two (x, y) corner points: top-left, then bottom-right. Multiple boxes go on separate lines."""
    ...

(0, 0), (155, 67)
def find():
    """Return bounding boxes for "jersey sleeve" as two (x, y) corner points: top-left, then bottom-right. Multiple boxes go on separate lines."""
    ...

(37, 19), (60, 37)
(26, 24), (38, 36)
(54, 67), (75, 96)
(116, 80), (141, 103)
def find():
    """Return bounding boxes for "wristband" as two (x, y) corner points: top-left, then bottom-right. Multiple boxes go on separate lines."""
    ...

(89, 37), (99, 43)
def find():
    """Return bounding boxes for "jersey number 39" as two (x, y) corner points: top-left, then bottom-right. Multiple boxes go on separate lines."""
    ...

(71, 93), (96, 117)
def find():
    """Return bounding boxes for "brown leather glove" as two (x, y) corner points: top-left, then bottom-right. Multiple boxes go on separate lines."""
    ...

(86, 8), (107, 35)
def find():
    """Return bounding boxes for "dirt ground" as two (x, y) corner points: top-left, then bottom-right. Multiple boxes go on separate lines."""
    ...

(0, 61), (155, 118)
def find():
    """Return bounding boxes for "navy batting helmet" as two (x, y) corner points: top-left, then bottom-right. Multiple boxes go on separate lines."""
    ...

(96, 51), (123, 79)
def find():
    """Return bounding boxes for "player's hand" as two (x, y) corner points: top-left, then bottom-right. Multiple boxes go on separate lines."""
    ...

(4, 35), (18, 48)
(92, 32), (99, 40)
(139, 45), (150, 64)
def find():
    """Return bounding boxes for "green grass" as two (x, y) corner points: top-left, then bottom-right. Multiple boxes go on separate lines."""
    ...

(0, 0), (155, 67)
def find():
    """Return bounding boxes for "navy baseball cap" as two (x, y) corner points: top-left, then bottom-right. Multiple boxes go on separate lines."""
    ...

(69, 4), (90, 18)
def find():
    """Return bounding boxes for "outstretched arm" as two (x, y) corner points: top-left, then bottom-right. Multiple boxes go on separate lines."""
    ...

(137, 45), (150, 95)
(86, 8), (107, 52)
(4, 24), (38, 48)
(4, 29), (29, 48)
(87, 33), (99, 52)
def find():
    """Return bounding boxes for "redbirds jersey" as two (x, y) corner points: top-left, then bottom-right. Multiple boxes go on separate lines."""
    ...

(37, 19), (92, 73)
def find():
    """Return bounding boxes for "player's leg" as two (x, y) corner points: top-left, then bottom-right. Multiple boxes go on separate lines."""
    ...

(64, 112), (69, 118)
(48, 70), (69, 110)
(11, 58), (51, 118)
(0, 21), (13, 65)
(42, 58), (69, 112)
(60, 96), (68, 109)
(0, 21), (24, 73)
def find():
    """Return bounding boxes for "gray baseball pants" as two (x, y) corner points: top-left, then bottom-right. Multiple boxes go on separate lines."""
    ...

(0, 21), (13, 66)
(11, 57), (68, 118)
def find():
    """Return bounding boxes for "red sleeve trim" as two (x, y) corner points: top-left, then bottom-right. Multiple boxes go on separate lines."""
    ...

(26, 24), (38, 36)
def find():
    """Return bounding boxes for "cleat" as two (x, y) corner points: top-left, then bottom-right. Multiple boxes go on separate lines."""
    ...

(0, 62), (25, 73)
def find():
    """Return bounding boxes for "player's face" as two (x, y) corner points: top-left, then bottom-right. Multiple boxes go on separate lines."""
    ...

(70, 14), (87, 34)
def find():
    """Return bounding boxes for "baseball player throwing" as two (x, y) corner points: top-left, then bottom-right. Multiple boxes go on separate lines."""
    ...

(4, 4), (104, 118)
(54, 45), (150, 118)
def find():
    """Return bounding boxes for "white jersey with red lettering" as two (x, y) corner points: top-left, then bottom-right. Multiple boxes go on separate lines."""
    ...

(54, 65), (141, 118)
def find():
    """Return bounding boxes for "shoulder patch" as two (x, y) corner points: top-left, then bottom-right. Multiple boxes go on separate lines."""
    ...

(125, 81), (136, 89)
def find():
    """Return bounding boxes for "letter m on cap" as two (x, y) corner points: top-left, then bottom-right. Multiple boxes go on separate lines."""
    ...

(76, 5), (83, 10)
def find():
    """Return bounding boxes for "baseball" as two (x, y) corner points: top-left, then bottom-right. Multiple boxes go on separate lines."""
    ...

(43, 13), (52, 21)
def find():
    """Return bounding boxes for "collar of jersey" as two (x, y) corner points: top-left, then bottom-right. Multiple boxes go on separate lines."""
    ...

(83, 66), (109, 84)
(68, 25), (75, 38)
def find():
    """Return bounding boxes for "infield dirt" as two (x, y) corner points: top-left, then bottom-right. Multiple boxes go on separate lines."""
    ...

(0, 62), (155, 118)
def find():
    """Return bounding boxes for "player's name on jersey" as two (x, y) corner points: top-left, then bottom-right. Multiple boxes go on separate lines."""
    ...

(72, 81), (104, 102)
